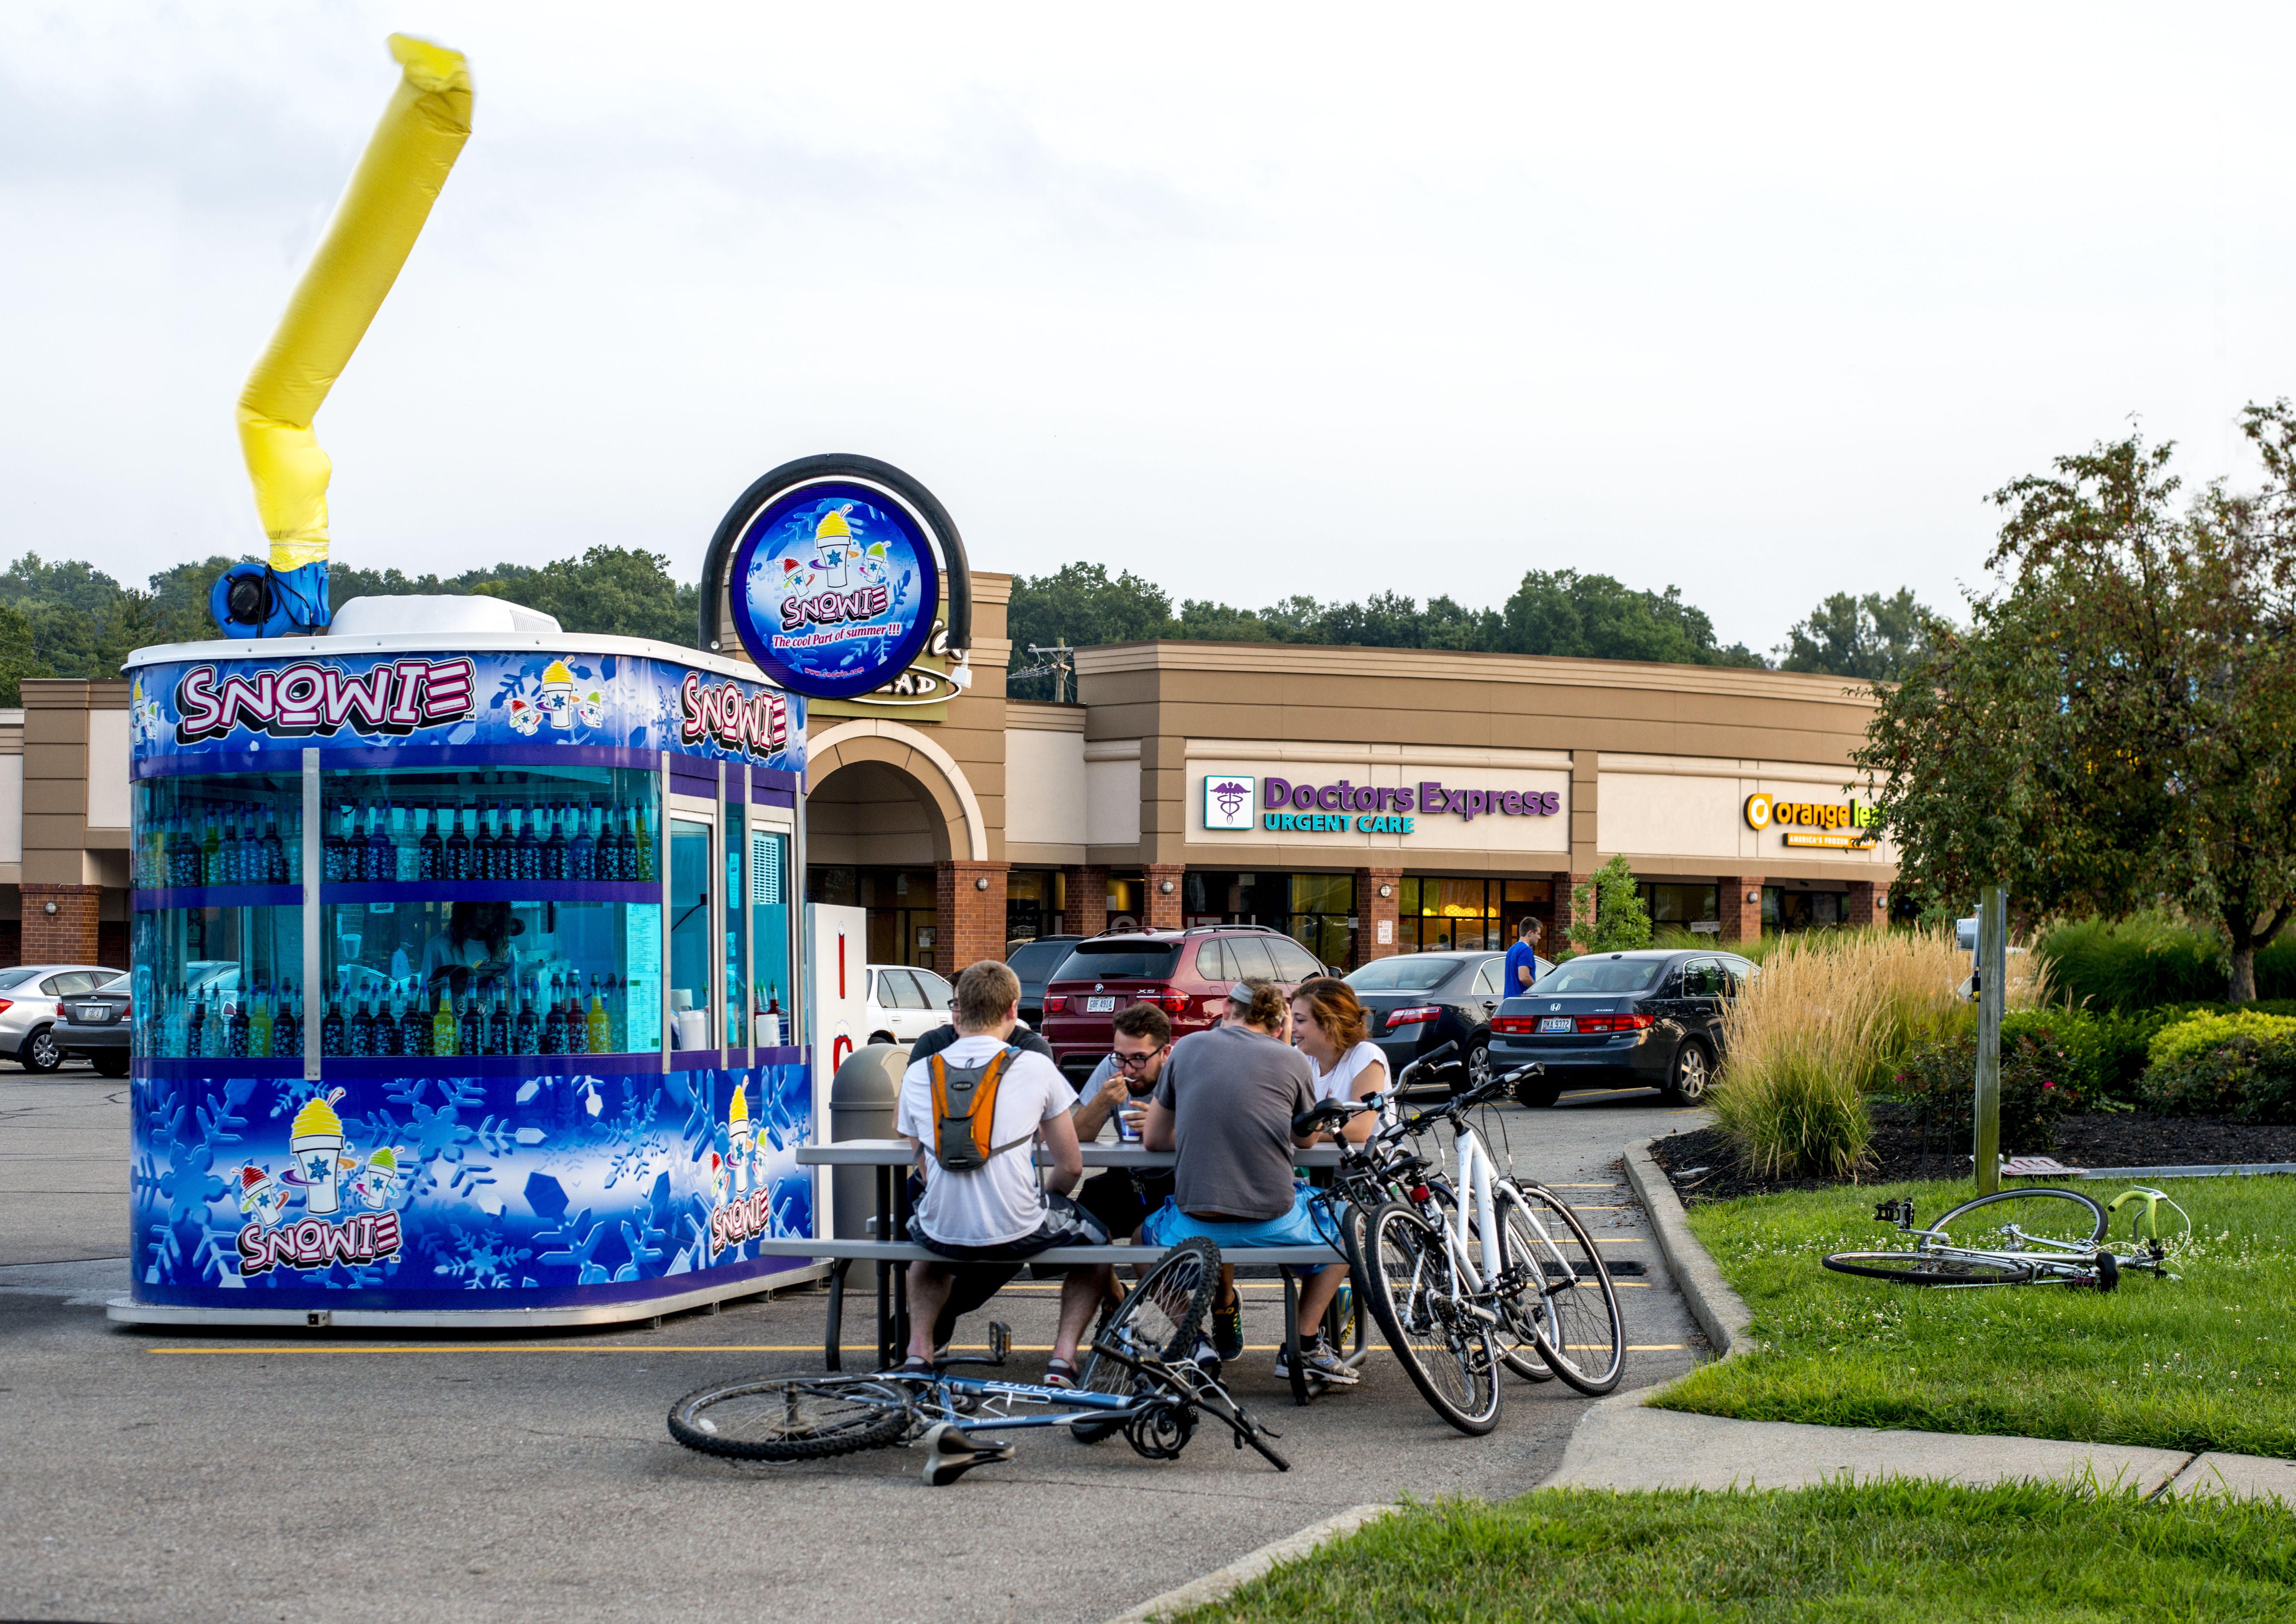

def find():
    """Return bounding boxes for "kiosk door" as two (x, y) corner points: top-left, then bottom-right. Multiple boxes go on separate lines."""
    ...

(667, 796), (718, 1053)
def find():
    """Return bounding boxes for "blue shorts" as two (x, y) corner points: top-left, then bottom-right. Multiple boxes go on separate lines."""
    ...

(1137, 1182), (1344, 1267)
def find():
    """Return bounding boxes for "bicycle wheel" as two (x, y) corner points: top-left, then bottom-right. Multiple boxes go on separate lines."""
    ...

(1824, 1250), (2034, 1286)
(1931, 1187), (2107, 1257)
(1498, 1184), (1625, 1396)
(667, 1377), (910, 1461)
(1362, 1201), (1501, 1436)
(1074, 1236), (1220, 1441)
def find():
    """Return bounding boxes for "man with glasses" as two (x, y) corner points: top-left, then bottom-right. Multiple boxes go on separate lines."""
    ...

(1068, 1002), (1176, 1250)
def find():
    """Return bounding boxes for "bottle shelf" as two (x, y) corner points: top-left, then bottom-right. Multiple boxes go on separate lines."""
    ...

(319, 881), (662, 905)
(133, 885), (304, 910)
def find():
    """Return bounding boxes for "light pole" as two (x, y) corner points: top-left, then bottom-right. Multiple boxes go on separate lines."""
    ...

(1973, 883), (2007, 1194)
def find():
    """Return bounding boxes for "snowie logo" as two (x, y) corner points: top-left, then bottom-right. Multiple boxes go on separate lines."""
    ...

(1203, 775), (1256, 831)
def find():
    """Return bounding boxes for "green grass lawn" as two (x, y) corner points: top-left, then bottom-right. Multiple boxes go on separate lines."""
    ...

(1173, 1483), (2296, 1622)
(1656, 1175), (2296, 1456)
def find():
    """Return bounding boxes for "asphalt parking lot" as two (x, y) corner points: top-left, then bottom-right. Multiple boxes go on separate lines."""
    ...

(0, 1065), (1710, 1624)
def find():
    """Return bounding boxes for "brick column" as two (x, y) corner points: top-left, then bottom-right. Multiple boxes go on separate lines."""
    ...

(1355, 866), (1402, 967)
(1718, 877), (1764, 944)
(1145, 864), (1185, 932)
(1845, 880), (1888, 928)
(1063, 865), (1108, 937)
(934, 861), (1008, 977)
(1556, 872), (1595, 951)
(22, 883), (101, 964)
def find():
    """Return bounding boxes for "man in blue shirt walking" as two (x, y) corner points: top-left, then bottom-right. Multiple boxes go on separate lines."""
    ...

(1503, 916), (1548, 997)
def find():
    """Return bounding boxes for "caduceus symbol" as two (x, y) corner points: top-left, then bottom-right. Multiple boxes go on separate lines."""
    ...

(1212, 780), (1249, 821)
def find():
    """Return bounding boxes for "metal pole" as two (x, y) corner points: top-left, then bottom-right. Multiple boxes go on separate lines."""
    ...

(1973, 883), (2007, 1194)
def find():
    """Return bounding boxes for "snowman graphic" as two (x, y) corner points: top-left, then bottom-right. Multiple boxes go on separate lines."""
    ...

(236, 1163), (291, 1227)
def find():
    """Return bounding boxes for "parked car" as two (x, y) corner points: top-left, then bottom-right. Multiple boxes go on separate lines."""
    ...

(0, 963), (118, 1072)
(1005, 934), (1083, 1030)
(1039, 926), (1330, 1084)
(863, 963), (955, 1046)
(52, 971), (132, 1077)
(1488, 948), (1754, 1107)
(1346, 949), (1549, 1097)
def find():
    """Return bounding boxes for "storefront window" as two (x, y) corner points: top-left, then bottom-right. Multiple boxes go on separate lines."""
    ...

(1179, 870), (1355, 966)
(1765, 887), (1844, 931)
(1005, 869), (1066, 944)
(1640, 882), (1719, 929)
(805, 865), (939, 968)
(1396, 877), (1550, 954)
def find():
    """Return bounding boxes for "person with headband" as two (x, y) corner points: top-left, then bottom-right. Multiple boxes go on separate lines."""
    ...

(1136, 978), (1353, 1384)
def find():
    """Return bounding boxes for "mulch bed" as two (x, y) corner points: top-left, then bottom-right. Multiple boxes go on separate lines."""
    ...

(1649, 1101), (2296, 1204)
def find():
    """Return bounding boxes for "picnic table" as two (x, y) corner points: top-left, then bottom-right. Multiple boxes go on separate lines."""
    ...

(747, 1139), (1364, 1403)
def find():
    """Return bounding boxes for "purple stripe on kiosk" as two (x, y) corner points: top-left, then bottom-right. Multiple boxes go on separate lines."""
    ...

(121, 642), (817, 1320)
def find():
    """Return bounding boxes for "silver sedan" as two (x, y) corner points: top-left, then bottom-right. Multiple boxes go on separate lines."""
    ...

(0, 964), (118, 1072)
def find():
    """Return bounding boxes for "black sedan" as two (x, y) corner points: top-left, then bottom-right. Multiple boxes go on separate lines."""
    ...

(1347, 950), (1548, 1096)
(1490, 948), (1753, 1107)
(53, 972), (132, 1077)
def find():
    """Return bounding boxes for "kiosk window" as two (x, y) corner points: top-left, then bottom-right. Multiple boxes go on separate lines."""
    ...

(669, 818), (713, 1050)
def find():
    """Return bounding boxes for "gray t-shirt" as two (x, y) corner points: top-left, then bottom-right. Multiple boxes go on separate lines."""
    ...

(1153, 1024), (1315, 1222)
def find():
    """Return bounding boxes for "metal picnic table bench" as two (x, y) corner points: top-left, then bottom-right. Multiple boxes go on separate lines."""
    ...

(749, 1139), (1366, 1405)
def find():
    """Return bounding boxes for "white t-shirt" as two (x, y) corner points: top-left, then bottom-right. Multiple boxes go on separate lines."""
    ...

(1311, 1039), (1389, 1106)
(896, 1035), (1079, 1247)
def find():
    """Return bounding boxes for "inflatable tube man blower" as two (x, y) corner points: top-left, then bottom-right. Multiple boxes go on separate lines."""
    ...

(215, 34), (473, 638)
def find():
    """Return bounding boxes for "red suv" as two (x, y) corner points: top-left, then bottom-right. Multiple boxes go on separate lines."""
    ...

(1039, 926), (1334, 1083)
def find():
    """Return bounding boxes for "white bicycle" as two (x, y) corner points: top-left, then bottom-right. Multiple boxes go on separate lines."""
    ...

(1300, 1051), (1627, 1435)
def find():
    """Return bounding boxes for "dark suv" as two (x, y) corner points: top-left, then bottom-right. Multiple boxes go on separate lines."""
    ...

(1040, 926), (1330, 1083)
(1005, 934), (1084, 1030)
(1489, 948), (1754, 1107)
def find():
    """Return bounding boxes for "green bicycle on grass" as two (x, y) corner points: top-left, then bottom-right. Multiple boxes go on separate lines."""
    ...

(1823, 1185), (2191, 1290)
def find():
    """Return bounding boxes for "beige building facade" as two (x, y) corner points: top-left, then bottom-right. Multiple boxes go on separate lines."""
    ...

(8, 571), (1895, 978)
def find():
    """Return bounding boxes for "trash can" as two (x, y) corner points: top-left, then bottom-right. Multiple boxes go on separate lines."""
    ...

(829, 1042), (910, 1241)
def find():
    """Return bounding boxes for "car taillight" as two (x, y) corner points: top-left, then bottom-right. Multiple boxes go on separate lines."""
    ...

(1145, 989), (1190, 1015)
(1043, 996), (1065, 1014)
(0, 1000), (10, 1016)
(1385, 1005), (1442, 1026)
(1490, 1015), (1536, 1034)
(1577, 1013), (1656, 1034)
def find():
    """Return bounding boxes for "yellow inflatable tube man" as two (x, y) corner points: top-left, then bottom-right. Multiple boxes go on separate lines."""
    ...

(237, 34), (472, 581)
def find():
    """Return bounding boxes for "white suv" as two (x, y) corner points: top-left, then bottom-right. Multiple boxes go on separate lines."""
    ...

(864, 964), (954, 1047)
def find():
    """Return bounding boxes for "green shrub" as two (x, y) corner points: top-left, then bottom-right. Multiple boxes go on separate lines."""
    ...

(1710, 1051), (1873, 1178)
(2035, 911), (2296, 1009)
(2137, 1010), (2296, 1122)
(1885, 1028), (2081, 1153)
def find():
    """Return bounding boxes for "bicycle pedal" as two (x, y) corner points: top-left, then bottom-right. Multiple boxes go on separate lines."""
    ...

(986, 1321), (1011, 1363)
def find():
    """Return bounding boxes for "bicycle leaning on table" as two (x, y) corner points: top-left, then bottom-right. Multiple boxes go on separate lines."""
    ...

(666, 1237), (1290, 1486)
(1297, 1042), (1628, 1436)
(1823, 1184), (2191, 1290)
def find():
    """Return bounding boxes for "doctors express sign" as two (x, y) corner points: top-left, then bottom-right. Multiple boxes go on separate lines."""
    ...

(1204, 772), (1561, 836)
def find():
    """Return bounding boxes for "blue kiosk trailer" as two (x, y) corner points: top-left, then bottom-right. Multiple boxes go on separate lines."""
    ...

(107, 615), (819, 1327)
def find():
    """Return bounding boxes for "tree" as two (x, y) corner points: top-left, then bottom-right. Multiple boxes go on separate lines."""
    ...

(1857, 414), (2296, 1001)
(1566, 856), (1653, 955)
(1497, 570), (1766, 667)
(0, 600), (53, 705)
(1005, 563), (1178, 698)
(1778, 588), (1934, 680)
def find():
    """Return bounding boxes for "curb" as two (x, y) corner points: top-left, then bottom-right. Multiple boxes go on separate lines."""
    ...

(1104, 1503), (1396, 1623)
(1622, 1135), (1752, 1358)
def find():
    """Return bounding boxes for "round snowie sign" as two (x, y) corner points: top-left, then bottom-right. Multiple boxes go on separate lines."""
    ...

(724, 478), (941, 700)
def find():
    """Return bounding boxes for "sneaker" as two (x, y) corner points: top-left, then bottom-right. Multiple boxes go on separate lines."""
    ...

(1189, 1333), (1224, 1381)
(1043, 1357), (1080, 1390)
(1212, 1291), (1245, 1361)
(1275, 1336), (1361, 1386)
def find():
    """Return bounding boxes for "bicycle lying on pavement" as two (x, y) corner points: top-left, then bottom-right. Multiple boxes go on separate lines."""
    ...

(1823, 1184), (2190, 1290)
(1297, 1044), (1626, 1436)
(667, 1237), (1290, 1486)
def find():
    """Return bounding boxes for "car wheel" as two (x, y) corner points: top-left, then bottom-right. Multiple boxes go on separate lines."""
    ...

(1663, 1042), (1712, 1105)
(92, 1053), (130, 1078)
(19, 1026), (63, 1073)
(1458, 1038), (1492, 1100)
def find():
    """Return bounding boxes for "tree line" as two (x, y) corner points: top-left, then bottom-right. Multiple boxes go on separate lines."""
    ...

(1004, 565), (1934, 700)
(0, 547), (700, 703)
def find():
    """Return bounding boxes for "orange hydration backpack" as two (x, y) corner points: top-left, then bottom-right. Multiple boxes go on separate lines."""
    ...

(927, 1046), (1035, 1172)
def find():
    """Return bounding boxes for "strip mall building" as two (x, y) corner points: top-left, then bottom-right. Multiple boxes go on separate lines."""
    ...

(1, 572), (1897, 974)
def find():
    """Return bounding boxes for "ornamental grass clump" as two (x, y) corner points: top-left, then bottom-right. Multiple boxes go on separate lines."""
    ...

(1711, 927), (2023, 1178)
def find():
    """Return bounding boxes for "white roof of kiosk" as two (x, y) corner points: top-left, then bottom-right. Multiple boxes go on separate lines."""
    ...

(122, 596), (784, 689)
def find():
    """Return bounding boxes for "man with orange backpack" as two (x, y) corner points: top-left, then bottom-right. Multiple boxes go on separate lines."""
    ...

(894, 959), (1109, 1383)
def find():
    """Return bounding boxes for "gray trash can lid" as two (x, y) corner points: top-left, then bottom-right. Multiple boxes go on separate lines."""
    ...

(829, 1041), (909, 1107)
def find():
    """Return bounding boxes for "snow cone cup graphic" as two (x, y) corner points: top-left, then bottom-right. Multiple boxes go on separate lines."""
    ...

(355, 1144), (401, 1210)
(727, 1083), (755, 1196)
(290, 1088), (348, 1216)
(238, 1163), (288, 1227)
(814, 505), (856, 587)
(539, 659), (577, 730)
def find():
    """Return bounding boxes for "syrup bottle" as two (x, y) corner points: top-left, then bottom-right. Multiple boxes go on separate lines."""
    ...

(369, 802), (395, 885)
(541, 803), (568, 881)
(400, 982), (430, 1057)
(185, 993), (207, 1057)
(541, 977), (566, 1056)
(322, 988), (345, 1058)
(587, 975), (611, 1055)
(459, 987), (484, 1057)
(417, 803), (444, 880)
(274, 980), (301, 1059)
(249, 981), (274, 1058)
(432, 987), (457, 1058)
(261, 806), (286, 885)
(472, 803), (498, 881)
(517, 802), (543, 882)
(566, 801), (592, 881)
(446, 802), (473, 882)
(513, 980), (539, 1056)
(486, 981), (510, 1057)
(632, 802), (656, 883)
(349, 994), (374, 1059)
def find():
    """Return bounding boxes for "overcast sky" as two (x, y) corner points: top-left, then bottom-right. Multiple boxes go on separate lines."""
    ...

(5, 3), (2292, 654)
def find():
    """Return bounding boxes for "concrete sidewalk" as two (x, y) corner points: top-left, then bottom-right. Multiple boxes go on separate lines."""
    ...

(1544, 1388), (2296, 1503)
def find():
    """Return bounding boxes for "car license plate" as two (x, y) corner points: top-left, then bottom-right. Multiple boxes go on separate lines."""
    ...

(1538, 1016), (1573, 1033)
(78, 1005), (115, 1024)
(1085, 995), (1116, 1013)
